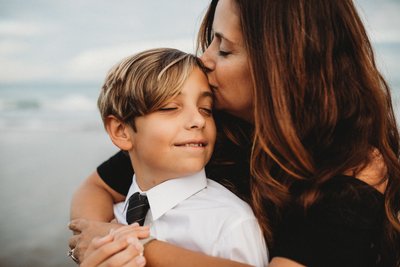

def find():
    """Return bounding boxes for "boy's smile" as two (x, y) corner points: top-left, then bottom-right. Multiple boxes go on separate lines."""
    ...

(128, 67), (216, 190)
(174, 139), (208, 147)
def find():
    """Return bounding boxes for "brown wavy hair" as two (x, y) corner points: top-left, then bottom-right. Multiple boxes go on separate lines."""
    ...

(198, 0), (400, 263)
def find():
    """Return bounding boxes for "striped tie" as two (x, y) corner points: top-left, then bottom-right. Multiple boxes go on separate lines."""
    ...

(126, 192), (150, 226)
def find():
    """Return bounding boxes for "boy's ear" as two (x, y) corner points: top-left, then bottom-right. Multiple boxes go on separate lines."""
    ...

(105, 115), (134, 151)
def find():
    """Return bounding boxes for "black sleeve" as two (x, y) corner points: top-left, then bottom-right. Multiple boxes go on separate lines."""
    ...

(272, 176), (384, 267)
(97, 150), (133, 196)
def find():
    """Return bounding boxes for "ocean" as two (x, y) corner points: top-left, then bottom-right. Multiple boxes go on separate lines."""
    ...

(0, 82), (118, 266)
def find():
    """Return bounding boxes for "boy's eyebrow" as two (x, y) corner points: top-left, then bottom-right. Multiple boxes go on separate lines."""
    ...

(200, 91), (214, 101)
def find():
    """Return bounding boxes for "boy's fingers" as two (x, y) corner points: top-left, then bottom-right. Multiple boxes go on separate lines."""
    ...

(112, 223), (140, 234)
(113, 226), (150, 241)
(136, 229), (151, 239)
(82, 238), (141, 267)
(101, 243), (143, 267)
(121, 255), (146, 267)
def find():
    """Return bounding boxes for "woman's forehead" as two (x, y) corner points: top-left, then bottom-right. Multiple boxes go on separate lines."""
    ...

(212, 0), (243, 44)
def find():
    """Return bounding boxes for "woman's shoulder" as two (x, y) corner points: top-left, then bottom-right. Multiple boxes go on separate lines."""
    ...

(292, 175), (385, 228)
(272, 175), (386, 265)
(319, 175), (384, 208)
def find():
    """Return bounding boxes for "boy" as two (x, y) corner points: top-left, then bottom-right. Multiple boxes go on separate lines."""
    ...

(97, 48), (267, 266)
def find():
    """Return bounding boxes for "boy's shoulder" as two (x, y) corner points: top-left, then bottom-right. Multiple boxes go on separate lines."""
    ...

(184, 178), (255, 217)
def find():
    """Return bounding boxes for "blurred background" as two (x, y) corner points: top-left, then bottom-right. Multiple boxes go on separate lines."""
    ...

(0, 0), (398, 266)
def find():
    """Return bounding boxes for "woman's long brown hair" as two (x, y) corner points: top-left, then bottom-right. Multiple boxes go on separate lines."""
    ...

(198, 0), (400, 263)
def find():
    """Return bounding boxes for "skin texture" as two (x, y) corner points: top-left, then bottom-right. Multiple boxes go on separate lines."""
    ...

(80, 224), (148, 267)
(201, 0), (254, 122)
(69, 0), (390, 265)
(106, 67), (216, 191)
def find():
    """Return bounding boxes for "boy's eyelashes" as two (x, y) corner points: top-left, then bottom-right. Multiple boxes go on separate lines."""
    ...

(157, 106), (213, 116)
(158, 107), (178, 111)
(200, 107), (213, 116)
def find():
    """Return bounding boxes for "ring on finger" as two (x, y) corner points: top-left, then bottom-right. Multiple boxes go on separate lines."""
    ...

(67, 248), (79, 264)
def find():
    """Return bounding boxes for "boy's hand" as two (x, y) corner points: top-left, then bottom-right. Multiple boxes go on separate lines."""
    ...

(68, 219), (151, 263)
(80, 226), (147, 267)
(68, 219), (123, 262)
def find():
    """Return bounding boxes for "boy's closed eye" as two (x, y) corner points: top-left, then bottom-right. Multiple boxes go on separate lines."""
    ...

(158, 103), (179, 112)
(199, 107), (213, 116)
(159, 107), (178, 112)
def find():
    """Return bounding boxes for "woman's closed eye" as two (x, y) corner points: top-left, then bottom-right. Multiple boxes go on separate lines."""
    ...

(218, 50), (231, 57)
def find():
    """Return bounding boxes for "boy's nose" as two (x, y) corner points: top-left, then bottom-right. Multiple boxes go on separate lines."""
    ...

(186, 109), (206, 130)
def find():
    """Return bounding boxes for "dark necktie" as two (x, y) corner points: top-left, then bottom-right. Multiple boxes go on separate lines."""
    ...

(126, 192), (150, 226)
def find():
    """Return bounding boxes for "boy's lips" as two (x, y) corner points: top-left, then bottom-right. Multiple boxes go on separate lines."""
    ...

(174, 140), (208, 147)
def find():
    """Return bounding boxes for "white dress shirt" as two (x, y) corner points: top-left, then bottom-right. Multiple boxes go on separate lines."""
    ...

(114, 169), (268, 266)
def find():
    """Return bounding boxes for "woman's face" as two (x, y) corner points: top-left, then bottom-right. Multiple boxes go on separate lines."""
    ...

(201, 0), (254, 123)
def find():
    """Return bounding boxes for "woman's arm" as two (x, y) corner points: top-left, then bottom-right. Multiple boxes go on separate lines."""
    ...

(70, 171), (125, 221)
(69, 170), (127, 261)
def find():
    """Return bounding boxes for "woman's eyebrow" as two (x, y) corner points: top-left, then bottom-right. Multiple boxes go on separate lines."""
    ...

(214, 31), (235, 45)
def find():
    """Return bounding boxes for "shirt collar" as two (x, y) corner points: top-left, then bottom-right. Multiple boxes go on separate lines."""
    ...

(125, 169), (207, 221)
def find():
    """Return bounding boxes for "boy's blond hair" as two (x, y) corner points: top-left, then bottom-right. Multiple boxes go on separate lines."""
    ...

(98, 48), (205, 130)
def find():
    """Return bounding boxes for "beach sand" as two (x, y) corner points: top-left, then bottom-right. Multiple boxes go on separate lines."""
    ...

(0, 129), (116, 267)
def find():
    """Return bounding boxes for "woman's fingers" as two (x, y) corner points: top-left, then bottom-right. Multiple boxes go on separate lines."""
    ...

(69, 234), (79, 249)
(69, 218), (88, 234)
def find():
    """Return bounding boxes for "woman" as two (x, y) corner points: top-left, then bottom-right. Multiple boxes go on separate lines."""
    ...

(70, 0), (400, 266)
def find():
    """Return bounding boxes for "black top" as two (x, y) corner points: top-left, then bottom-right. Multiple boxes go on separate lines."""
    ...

(272, 175), (387, 267)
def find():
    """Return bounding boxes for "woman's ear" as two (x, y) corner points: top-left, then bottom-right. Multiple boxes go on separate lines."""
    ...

(104, 115), (134, 151)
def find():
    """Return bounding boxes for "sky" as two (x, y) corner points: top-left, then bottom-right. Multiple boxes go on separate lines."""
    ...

(0, 0), (399, 85)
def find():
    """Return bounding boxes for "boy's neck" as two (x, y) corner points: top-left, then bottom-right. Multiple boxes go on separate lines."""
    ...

(129, 152), (202, 191)
(134, 171), (196, 191)
(135, 173), (164, 191)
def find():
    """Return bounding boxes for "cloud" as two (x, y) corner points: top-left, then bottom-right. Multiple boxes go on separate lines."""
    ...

(0, 40), (30, 55)
(64, 38), (197, 82)
(0, 59), (56, 83)
(0, 21), (48, 37)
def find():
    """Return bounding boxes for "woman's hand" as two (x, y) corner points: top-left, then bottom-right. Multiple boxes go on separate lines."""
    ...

(81, 224), (150, 267)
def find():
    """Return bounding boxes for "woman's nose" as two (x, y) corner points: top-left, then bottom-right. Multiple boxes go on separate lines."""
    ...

(200, 48), (215, 72)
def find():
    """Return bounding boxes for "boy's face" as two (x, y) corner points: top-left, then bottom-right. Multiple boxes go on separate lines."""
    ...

(129, 67), (216, 185)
